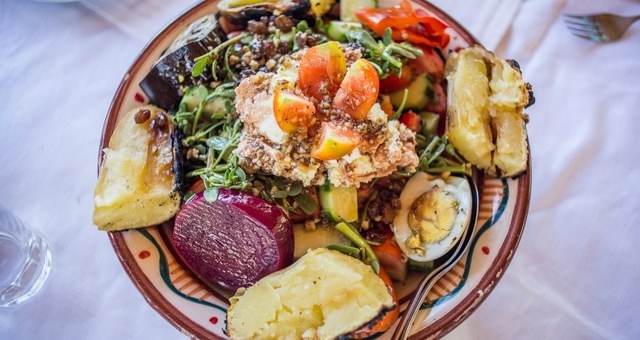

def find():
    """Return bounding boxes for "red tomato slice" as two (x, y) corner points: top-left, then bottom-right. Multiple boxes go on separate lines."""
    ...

(380, 95), (394, 118)
(423, 81), (447, 114)
(332, 59), (380, 120)
(379, 65), (413, 94)
(399, 111), (422, 132)
(298, 41), (346, 100)
(310, 122), (361, 160)
(409, 46), (445, 79)
(273, 89), (316, 133)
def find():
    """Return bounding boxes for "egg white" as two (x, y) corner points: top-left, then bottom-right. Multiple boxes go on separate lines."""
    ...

(392, 172), (472, 262)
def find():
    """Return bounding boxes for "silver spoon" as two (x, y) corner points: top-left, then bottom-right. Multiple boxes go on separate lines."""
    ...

(391, 176), (479, 340)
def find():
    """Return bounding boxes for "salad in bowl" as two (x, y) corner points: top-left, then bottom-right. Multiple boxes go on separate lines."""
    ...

(93, 0), (533, 338)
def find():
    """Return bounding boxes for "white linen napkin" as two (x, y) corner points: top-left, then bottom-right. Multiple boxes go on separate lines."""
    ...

(564, 0), (640, 15)
(429, 0), (524, 50)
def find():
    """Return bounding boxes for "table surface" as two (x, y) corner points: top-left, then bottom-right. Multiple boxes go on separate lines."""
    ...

(1, 0), (639, 339)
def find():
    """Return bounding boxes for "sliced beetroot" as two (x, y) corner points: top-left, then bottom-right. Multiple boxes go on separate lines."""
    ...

(172, 188), (294, 292)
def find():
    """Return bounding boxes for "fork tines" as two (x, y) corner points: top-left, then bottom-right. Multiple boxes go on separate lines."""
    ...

(562, 14), (606, 42)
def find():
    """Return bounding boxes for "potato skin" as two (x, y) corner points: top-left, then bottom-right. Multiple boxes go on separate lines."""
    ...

(445, 46), (531, 177)
(93, 105), (181, 231)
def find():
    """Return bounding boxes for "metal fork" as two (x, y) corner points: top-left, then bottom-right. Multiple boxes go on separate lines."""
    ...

(563, 13), (640, 43)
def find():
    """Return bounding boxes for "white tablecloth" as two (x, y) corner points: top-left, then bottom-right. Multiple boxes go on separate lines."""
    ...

(1, 0), (639, 338)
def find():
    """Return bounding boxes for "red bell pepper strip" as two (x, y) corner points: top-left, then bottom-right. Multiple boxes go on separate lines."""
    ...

(356, 0), (450, 48)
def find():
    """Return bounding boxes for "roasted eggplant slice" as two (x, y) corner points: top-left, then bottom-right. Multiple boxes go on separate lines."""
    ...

(93, 105), (183, 231)
(218, 0), (313, 28)
(139, 15), (227, 110)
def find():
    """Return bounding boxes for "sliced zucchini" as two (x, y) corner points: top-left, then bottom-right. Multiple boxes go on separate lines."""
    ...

(319, 183), (358, 222)
(389, 74), (434, 110)
(420, 111), (440, 137)
(326, 21), (363, 42)
(182, 85), (229, 117)
(293, 225), (349, 259)
(181, 85), (207, 111)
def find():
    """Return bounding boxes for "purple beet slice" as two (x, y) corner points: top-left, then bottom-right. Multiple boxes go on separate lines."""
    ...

(172, 188), (294, 292)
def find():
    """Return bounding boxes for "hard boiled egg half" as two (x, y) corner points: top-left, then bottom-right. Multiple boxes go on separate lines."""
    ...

(392, 172), (473, 262)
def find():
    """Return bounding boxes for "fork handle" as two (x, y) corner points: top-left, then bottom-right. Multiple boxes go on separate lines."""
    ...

(391, 270), (446, 340)
(617, 14), (640, 32)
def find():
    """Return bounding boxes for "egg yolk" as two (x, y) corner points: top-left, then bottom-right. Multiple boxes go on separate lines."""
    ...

(405, 186), (460, 256)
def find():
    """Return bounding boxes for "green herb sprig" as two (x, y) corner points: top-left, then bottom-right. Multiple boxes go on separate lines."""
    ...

(192, 33), (248, 78)
(347, 28), (424, 78)
(329, 222), (380, 274)
(253, 175), (318, 216)
(415, 135), (472, 176)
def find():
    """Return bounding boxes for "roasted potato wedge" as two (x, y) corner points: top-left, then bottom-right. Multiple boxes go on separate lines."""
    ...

(93, 105), (182, 231)
(445, 46), (531, 177)
(444, 47), (493, 171)
(226, 248), (396, 339)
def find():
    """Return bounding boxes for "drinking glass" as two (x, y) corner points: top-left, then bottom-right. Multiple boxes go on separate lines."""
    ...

(0, 206), (52, 308)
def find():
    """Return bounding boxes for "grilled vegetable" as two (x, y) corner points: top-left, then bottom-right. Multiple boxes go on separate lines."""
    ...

(93, 105), (183, 231)
(445, 45), (532, 177)
(139, 15), (227, 110)
(173, 189), (294, 291)
(355, 0), (450, 48)
(218, 0), (312, 28)
(226, 248), (396, 339)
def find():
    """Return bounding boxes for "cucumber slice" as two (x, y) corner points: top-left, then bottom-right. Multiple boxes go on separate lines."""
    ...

(340, 0), (378, 22)
(326, 21), (363, 42)
(319, 183), (358, 222)
(203, 96), (228, 116)
(293, 225), (349, 259)
(182, 85), (228, 116)
(389, 74), (434, 110)
(420, 111), (440, 137)
(182, 85), (207, 111)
